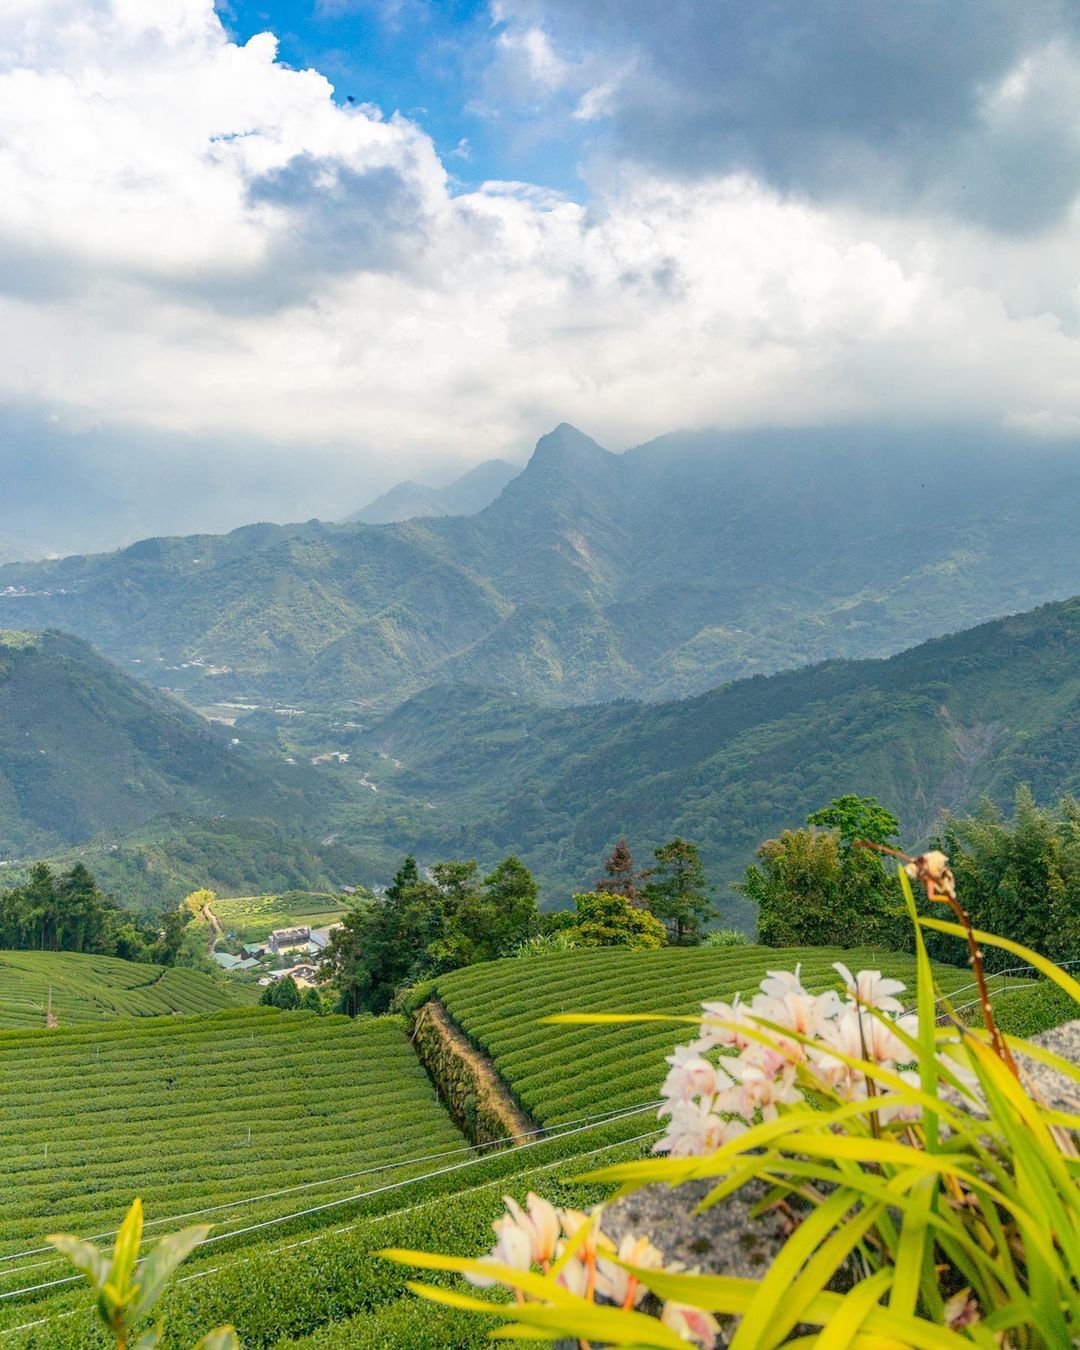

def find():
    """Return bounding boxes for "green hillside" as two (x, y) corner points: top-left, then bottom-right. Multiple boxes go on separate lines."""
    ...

(361, 595), (1080, 913)
(0, 630), (348, 857)
(0, 950), (253, 1027)
(211, 891), (350, 942)
(6, 425), (1080, 709)
(0, 1007), (464, 1268)
(431, 946), (978, 1124)
(0, 631), (376, 905)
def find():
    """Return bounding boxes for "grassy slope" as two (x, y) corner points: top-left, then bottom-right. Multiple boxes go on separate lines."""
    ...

(210, 893), (349, 943)
(0, 1007), (464, 1269)
(433, 945), (978, 1125)
(0, 950), (254, 1028)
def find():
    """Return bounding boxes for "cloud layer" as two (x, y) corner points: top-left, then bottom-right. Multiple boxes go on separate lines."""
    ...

(3, 0), (1080, 544)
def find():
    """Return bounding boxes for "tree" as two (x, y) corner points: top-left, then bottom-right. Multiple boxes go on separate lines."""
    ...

(596, 838), (650, 906)
(300, 986), (324, 1015)
(153, 907), (190, 968)
(742, 799), (907, 949)
(807, 795), (899, 847)
(643, 838), (716, 945)
(431, 857), (540, 969)
(180, 888), (217, 918)
(325, 854), (541, 1016)
(933, 787), (1080, 968)
(555, 892), (667, 950)
(261, 975), (301, 1010)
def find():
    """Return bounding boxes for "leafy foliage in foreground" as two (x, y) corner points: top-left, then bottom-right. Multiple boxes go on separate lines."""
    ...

(433, 945), (977, 1126)
(47, 1198), (236, 1350)
(395, 866), (1080, 1346)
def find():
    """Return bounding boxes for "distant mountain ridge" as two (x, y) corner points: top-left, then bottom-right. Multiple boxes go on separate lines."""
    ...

(4, 422), (1080, 711)
(0, 630), (364, 902)
(343, 458), (520, 525)
(360, 595), (1080, 921)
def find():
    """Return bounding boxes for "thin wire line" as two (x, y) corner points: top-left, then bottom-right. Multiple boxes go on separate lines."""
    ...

(0, 1098), (661, 1270)
(0, 1129), (661, 1340)
(0, 1105), (660, 1302)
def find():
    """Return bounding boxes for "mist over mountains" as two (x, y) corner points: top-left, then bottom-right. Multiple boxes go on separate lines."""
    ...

(3, 422), (1080, 714)
(343, 459), (521, 525)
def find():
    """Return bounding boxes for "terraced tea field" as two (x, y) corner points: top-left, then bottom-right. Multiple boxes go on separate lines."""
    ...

(0, 1008), (467, 1270)
(210, 892), (350, 942)
(0, 950), (254, 1027)
(434, 945), (978, 1125)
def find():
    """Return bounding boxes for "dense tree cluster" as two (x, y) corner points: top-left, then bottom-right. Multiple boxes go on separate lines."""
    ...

(935, 787), (1080, 970)
(322, 855), (540, 1016)
(0, 862), (191, 965)
(743, 796), (908, 950)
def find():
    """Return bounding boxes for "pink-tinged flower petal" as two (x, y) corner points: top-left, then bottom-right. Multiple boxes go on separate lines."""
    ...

(661, 1298), (721, 1348)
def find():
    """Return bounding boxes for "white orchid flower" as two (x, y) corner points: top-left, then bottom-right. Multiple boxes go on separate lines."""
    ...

(834, 962), (907, 1012)
(503, 1191), (561, 1265)
(661, 1298), (721, 1348)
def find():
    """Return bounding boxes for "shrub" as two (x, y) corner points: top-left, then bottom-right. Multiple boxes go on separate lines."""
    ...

(554, 892), (667, 950)
(699, 929), (748, 949)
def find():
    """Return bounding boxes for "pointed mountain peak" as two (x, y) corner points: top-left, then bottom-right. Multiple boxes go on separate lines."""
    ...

(529, 423), (610, 464)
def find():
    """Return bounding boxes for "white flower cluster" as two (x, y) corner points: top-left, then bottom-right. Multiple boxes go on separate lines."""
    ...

(467, 1192), (720, 1347)
(657, 962), (921, 1156)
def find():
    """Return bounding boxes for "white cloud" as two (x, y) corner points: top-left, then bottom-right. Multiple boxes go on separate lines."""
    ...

(3, 0), (1080, 530)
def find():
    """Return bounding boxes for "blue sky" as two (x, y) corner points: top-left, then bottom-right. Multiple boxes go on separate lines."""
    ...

(216, 0), (587, 194)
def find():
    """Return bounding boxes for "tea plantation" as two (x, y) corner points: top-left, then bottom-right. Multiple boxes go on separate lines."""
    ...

(0, 1007), (468, 1301)
(0, 944), (1020, 1348)
(210, 892), (350, 943)
(0, 950), (255, 1027)
(432, 944), (981, 1125)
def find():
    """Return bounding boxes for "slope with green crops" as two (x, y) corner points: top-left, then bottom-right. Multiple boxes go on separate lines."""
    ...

(0, 1007), (466, 1277)
(432, 945), (979, 1125)
(0, 950), (256, 1028)
(210, 892), (350, 943)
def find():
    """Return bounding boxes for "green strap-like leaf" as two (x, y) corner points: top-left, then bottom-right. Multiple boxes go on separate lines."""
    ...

(110, 1198), (144, 1297)
(814, 1267), (892, 1349)
(45, 1234), (108, 1290)
(132, 1225), (211, 1320)
(917, 918), (1080, 1004)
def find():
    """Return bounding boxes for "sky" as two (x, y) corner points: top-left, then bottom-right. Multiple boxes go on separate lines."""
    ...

(4, 0), (1080, 551)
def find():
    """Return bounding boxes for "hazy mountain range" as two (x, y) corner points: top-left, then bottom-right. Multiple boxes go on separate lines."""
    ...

(361, 595), (1080, 920)
(342, 459), (520, 525)
(5, 591), (1080, 919)
(4, 423), (1080, 715)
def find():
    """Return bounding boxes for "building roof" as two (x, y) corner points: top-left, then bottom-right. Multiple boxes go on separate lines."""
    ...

(211, 951), (242, 969)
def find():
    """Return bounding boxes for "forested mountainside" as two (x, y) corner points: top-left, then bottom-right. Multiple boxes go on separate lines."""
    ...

(360, 596), (1080, 915)
(342, 458), (520, 524)
(0, 630), (354, 875)
(4, 424), (1080, 710)
(6, 596), (1080, 916)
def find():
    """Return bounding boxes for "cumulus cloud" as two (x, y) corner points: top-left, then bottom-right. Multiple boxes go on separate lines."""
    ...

(3, 0), (1080, 547)
(490, 0), (1080, 235)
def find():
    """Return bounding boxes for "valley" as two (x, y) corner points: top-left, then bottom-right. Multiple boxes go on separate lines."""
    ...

(5, 425), (1080, 715)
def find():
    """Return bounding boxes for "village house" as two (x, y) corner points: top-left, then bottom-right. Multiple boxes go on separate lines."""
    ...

(267, 925), (310, 955)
